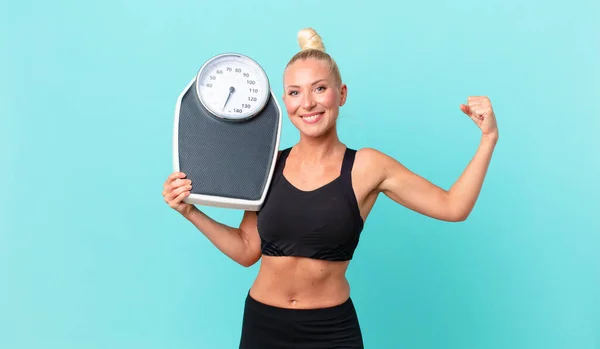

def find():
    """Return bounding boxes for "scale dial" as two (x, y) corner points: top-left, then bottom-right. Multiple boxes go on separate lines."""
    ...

(195, 53), (270, 121)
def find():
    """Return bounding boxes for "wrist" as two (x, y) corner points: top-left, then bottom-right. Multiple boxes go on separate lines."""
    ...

(181, 204), (199, 219)
(481, 132), (499, 145)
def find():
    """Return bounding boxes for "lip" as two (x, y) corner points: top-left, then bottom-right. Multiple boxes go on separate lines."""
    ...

(301, 112), (323, 117)
(300, 112), (324, 124)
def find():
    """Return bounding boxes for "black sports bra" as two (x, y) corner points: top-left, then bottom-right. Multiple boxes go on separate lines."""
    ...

(257, 147), (364, 261)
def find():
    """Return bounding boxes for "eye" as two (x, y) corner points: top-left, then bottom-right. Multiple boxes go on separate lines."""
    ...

(288, 91), (299, 96)
(315, 86), (326, 92)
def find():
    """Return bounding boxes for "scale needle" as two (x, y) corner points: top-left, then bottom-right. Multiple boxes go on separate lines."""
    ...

(222, 86), (235, 111)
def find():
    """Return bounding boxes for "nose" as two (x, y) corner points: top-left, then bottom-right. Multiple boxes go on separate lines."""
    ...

(301, 91), (316, 110)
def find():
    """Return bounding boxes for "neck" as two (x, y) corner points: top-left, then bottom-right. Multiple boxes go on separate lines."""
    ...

(294, 125), (344, 164)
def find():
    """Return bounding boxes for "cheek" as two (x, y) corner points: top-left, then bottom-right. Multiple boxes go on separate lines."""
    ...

(319, 91), (339, 108)
(284, 98), (300, 114)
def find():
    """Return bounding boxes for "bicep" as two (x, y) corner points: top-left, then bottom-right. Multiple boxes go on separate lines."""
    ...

(235, 210), (262, 266)
(239, 210), (261, 245)
(373, 150), (459, 222)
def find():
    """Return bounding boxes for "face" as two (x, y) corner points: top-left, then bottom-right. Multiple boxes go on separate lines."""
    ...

(283, 58), (347, 138)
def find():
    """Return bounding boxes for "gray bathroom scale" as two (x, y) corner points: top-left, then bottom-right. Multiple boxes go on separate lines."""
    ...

(172, 53), (282, 211)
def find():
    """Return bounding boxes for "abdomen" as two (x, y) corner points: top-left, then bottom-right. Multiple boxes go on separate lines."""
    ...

(249, 255), (351, 309)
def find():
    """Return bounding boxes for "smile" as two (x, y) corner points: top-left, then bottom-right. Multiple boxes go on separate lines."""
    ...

(300, 112), (324, 124)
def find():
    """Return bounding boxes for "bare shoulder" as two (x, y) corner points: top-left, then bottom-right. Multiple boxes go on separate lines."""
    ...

(353, 147), (399, 191)
(355, 147), (398, 170)
(355, 147), (389, 162)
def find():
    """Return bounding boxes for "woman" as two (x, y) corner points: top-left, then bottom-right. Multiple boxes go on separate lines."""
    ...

(162, 28), (498, 348)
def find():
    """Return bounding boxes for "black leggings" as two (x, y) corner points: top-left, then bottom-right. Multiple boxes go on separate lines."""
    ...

(239, 292), (364, 349)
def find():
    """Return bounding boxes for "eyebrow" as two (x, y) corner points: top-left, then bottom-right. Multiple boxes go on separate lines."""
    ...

(286, 79), (328, 89)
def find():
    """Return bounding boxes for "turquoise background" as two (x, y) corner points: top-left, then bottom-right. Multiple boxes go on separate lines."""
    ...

(2, 0), (598, 348)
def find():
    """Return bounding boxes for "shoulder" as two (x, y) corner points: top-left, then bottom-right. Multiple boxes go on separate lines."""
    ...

(355, 147), (396, 168)
(352, 147), (401, 188)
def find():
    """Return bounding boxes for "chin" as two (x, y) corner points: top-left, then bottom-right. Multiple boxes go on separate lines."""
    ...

(300, 128), (329, 138)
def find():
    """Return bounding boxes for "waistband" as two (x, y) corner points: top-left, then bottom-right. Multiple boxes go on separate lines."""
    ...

(244, 291), (356, 321)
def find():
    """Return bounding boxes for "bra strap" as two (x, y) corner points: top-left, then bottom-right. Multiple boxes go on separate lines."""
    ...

(340, 147), (357, 179)
(273, 147), (291, 180)
(340, 148), (363, 224)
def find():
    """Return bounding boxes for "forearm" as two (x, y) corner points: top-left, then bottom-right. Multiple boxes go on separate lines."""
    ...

(182, 207), (258, 266)
(448, 134), (498, 220)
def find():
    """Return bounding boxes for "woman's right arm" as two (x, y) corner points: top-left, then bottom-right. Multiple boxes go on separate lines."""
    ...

(183, 208), (262, 267)
(163, 172), (262, 267)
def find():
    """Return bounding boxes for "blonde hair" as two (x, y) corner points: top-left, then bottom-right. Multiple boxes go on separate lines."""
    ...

(286, 28), (342, 86)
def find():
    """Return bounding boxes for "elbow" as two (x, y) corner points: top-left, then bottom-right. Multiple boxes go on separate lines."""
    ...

(452, 213), (469, 222)
(441, 193), (472, 222)
(239, 259), (258, 268)
(450, 209), (471, 222)
(238, 251), (262, 268)
(446, 201), (471, 222)
(445, 194), (472, 222)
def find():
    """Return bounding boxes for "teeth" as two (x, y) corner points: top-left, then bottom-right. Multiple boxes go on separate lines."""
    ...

(304, 113), (321, 121)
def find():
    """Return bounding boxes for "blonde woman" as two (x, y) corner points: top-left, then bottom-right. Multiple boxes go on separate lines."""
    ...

(163, 28), (499, 348)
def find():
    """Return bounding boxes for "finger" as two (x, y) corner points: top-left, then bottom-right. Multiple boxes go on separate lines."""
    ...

(469, 104), (489, 112)
(167, 171), (184, 182)
(460, 104), (471, 115)
(165, 172), (187, 186)
(468, 99), (492, 110)
(174, 190), (190, 204)
(162, 180), (189, 197)
(172, 178), (191, 188)
(165, 183), (192, 202)
(168, 190), (191, 209)
(468, 96), (489, 103)
(460, 104), (481, 119)
(472, 108), (486, 119)
(164, 178), (191, 193)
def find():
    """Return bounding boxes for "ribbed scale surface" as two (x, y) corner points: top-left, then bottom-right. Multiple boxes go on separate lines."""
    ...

(177, 83), (280, 200)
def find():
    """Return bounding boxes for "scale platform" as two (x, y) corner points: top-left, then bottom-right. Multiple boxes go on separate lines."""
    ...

(172, 53), (282, 211)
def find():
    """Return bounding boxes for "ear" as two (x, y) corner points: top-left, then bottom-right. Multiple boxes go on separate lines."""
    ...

(339, 84), (348, 106)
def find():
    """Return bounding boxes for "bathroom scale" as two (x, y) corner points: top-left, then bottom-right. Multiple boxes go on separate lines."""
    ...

(172, 53), (282, 211)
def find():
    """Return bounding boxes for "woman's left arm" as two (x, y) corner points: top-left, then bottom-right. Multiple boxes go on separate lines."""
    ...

(370, 96), (499, 222)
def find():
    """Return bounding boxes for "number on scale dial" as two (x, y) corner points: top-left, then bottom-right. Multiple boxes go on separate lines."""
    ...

(195, 54), (270, 121)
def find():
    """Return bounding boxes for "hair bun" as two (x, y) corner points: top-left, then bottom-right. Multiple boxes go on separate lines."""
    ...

(297, 28), (325, 52)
